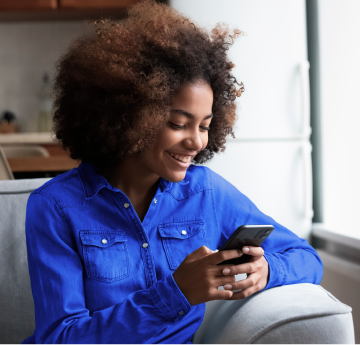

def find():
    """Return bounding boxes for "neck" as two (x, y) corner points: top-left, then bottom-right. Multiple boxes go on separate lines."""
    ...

(102, 155), (160, 202)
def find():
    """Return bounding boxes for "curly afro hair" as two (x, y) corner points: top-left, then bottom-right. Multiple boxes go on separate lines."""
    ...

(52, 0), (244, 172)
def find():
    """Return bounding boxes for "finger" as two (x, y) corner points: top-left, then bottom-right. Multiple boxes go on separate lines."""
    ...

(242, 246), (264, 258)
(226, 284), (260, 300)
(221, 262), (257, 275)
(222, 273), (259, 291)
(214, 275), (236, 287)
(208, 249), (243, 265)
(208, 264), (236, 277)
(210, 289), (234, 301)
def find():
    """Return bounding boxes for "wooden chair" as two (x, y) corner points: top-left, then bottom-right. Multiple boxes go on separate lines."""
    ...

(0, 146), (14, 180)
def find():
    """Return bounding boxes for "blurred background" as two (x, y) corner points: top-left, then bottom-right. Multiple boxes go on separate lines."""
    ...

(0, 0), (358, 342)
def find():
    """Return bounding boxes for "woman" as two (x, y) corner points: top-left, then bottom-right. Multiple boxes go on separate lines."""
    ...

(23, 1), (323, 343)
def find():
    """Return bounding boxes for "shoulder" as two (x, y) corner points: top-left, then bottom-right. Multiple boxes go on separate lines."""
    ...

(166, 164), (236, 200)
(30, 168), (84, 208)
(185, 165), (253, 208)
(186, 164), (238, 190)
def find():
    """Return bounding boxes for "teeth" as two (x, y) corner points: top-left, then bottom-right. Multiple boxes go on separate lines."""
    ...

(167, 151), (190, 163)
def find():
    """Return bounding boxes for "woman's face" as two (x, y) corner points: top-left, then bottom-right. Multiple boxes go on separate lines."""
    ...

(140, 81), (213, 183)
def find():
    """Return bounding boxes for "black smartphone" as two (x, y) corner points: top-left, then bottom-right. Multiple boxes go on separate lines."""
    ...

(217, 225), (274, 266)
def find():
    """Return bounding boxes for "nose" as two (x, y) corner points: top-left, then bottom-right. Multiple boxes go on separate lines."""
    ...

(184, 128), (204, 152)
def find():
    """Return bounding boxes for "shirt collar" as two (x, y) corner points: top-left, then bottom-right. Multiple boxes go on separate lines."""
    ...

(78, 161), (175, 200)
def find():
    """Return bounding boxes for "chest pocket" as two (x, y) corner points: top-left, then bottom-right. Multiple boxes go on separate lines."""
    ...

(80, 230), (130, 283)
(158, 221), (207, 270)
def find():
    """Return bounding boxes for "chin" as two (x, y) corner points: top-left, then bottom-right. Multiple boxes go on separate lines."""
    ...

(164, 170), (187, 183)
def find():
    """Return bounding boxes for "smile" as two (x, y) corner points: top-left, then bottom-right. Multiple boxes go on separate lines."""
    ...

(166, 151), (192, 163)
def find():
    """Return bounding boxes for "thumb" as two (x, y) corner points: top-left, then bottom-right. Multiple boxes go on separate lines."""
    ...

(184, 245), (214, 262)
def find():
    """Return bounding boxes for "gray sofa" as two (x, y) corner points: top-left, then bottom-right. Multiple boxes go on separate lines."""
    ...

(0, 178), (355, 344)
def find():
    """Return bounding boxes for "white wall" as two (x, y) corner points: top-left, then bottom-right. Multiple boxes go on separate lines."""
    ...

(0, 22), (89, 132)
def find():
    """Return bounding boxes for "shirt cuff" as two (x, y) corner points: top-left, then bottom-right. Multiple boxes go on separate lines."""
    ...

(149, 273), (191, 323)
(261, 252), (285, 290)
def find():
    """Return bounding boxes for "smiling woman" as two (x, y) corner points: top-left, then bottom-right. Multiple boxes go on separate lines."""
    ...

(23, 0), (323, 344)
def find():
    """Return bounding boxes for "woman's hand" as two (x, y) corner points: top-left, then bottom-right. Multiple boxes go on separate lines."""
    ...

(221, 246), (269, 299)
(172, 246), (242, 306)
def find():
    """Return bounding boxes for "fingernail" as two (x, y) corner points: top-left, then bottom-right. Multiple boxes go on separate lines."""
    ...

(224, 284), (232, 290)
(223, 268), (231, 274)
(243, 247), (249, 253)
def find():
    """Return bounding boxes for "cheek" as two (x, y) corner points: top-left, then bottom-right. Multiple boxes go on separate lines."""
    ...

(156, 128), (182, 150)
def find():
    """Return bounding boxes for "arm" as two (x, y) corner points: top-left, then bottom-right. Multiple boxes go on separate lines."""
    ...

(209, 168), (323, 292)
(25, 192), (191, 344)
(261, 229), (323, 289)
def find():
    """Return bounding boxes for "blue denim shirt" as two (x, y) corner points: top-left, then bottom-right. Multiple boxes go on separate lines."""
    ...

(23, 161), (323, 344)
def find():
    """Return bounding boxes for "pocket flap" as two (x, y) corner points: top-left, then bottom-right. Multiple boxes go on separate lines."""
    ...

(80, 230), (127, 248)
(158, 221), (204, 240)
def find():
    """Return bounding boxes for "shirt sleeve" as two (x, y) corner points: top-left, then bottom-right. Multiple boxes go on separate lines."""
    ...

(209, 169), (323, 290)
(25, 192), (191, 344)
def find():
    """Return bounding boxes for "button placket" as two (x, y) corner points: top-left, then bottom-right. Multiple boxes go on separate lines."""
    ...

(117, 192), (159, 287)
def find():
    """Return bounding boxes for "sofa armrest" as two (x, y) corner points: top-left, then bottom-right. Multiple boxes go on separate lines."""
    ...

(193, 283), (354, 344)
(0, 178), (51, 344)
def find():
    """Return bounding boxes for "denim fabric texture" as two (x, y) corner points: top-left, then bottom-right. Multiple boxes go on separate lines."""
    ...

(22, 161), (323, 344)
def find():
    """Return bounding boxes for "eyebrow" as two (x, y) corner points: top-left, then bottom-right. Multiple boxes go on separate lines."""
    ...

(171, 109), (213, 120)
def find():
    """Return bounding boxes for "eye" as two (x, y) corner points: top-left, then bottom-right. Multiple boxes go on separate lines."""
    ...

(168, 121), (185, 129)
(168, 121), (210, 131)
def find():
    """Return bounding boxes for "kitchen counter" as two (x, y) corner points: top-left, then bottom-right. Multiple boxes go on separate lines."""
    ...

(0, 132), (55, 145)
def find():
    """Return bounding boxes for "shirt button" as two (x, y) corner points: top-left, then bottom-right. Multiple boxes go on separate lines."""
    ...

(142, 243), (149, 248)
(101, 239), (107, 244)
(181, 230), (187, 235)
(178, 311), (185, 316)
(124, 203), (129, 208)
(153, 198), (157, 204)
